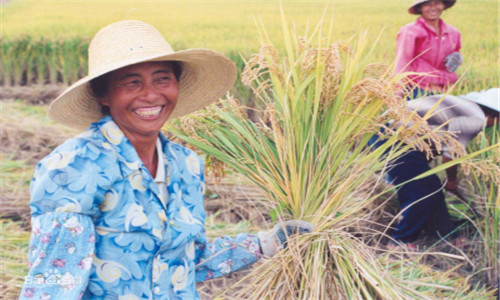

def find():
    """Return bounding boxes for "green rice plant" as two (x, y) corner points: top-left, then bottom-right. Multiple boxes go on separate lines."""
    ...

(11, 36), (33, 86)
(46, 40), (60, 85)
(32, 38), (50, 85)
(169, 10), (497, 298)
(0, 37), (90, 86)
(0, 37), (26, 86)
(0, 39), (13, 85)
(58, 38), (88, 85)
(24, 42), (37, 86)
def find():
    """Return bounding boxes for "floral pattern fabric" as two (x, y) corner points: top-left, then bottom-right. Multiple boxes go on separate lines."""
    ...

(20, 115), (262, 299)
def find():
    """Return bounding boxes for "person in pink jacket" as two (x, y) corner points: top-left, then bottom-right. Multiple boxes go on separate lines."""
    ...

(395, 0), (462, 98)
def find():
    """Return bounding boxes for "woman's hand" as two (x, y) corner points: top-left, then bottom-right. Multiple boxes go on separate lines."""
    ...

(257, 220), (314, 256)
(444, 52), (463, 72)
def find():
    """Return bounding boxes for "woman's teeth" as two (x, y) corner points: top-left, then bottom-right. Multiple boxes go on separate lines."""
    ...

(134, 106), (163, 117)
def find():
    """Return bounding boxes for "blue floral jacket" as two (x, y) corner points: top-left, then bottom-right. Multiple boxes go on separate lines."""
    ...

(20, 116), (262, 299)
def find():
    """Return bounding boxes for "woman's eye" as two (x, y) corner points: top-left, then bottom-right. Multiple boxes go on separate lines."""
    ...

(155, 76), (171, 84)
(123, 80), (141, 88)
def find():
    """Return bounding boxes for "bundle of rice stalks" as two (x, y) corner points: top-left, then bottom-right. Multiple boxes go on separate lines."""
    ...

(169, 11), (497, 299)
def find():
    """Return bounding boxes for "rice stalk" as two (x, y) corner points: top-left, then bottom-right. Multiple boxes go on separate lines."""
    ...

(12, 37), (33, 86)
(33, 38), (49, 84)
(46, 41), (59, 85)
(0, 39), (13, 86)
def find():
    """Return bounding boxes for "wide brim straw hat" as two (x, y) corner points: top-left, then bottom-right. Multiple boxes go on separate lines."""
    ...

(461, 88), (500, 113)
(408, 0), (456, 14)
(49, 20), (237, 130)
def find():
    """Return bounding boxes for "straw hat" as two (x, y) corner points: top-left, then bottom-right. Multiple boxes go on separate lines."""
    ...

(408, 0), (456, 15)
(461, 88), (500, 113)
(49, 20), (237, 129)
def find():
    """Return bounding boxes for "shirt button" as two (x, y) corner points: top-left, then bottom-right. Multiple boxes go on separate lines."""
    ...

(169, 220), (174, 226)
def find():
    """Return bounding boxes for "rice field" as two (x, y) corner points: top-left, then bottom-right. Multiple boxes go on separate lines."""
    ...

(1, 0), (499, 299)
(1, 0), (498, 92)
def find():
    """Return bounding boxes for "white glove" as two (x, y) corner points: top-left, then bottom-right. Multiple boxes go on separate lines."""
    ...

(444, 52), (463, 72)
(257, 220), (314, 256)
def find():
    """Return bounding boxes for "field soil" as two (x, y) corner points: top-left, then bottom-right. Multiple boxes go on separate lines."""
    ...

(0, 85), (65, 105)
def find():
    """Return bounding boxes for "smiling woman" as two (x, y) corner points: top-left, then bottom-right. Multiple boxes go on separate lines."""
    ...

(395, 0), (462, 97)
(19, 20), (313, 299)
(98, 62), (179, 175)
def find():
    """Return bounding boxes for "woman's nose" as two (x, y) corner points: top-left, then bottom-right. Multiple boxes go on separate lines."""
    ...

(142, 82), (159, 101)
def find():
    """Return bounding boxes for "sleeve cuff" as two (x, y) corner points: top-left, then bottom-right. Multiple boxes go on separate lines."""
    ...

(257, 231), (279, 257)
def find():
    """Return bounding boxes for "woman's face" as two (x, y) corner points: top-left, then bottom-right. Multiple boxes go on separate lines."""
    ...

(101, 61), (178, 142)
(420, 0), (445, 22)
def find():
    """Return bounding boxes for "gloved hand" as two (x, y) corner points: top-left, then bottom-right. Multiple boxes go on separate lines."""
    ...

(257, 220), (314, 256)
(444, 52), (463, 72)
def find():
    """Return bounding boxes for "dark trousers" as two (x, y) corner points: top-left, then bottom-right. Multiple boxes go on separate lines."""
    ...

(387, 150), (456, 243)
(406, 87), (434, 101)
(369, 84), (452, 242)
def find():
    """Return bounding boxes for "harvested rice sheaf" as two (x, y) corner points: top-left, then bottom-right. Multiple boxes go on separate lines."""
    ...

(170, 14), (498, 300)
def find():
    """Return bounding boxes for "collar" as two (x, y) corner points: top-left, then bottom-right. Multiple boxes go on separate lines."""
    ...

(154, 137), (165, 183)
(95, 115), (141, 174)
(92, 115), (169, 196)
(417, 16), (449, 35)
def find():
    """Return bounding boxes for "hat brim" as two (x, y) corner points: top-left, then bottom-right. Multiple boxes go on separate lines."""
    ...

(48, 49), (236, 130)
(461, 88), (500, 113)
(408, 0), (456, 14)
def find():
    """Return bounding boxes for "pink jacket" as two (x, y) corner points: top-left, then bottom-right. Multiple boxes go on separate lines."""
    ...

(395, 17), (461, 92)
